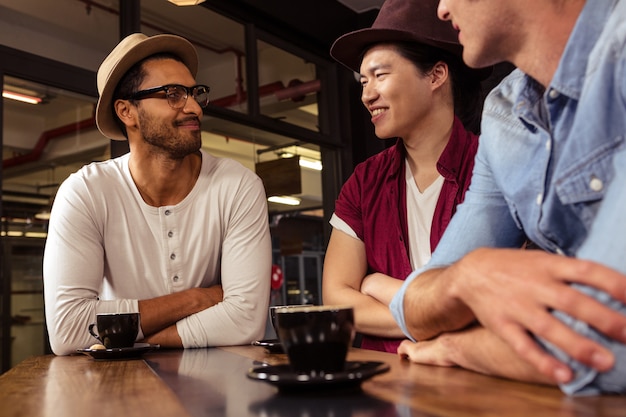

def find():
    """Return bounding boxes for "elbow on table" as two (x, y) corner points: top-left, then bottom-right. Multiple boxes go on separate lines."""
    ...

(232, 325), (265, 346)
(49, 333), (83, 356)
(47, 316), (90, 355)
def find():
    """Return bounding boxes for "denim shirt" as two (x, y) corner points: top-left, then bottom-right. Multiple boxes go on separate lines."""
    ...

(391, 0), (626, 395)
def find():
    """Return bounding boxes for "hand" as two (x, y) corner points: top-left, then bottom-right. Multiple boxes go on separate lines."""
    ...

(191, 285), (224, 310)
(397, 326), (556, 385)
(449, 248), (626, 383)
(361, 273), (403, 305)
(398, 339), (456, 367)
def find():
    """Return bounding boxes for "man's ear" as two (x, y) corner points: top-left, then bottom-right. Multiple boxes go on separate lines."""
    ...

(114, 99), (136, 129)
(429, 61), (449, 90)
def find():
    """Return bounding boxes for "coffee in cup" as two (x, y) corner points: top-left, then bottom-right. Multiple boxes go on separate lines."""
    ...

(88, 312), (140, 349)
(274, 305), (354, 374)
(269, 304), (309, 336)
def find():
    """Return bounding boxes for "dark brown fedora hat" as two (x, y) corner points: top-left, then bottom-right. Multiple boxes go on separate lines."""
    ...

(331, 0), (463, 73)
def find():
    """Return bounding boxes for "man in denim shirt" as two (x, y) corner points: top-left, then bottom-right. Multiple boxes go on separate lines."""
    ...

(389, 0), (626, 395)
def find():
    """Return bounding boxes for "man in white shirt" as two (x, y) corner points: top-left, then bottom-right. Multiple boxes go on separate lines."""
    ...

(44, 33), (271, 355)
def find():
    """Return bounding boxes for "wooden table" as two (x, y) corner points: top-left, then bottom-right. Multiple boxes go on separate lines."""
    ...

(1, 345), (624, 417)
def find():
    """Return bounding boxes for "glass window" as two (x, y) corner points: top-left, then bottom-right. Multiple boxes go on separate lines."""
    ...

(141, 2), (247, 115)
(2, 75), (105, 239)
(2, 76), (100, 371)
(256, 40), (320, 132)
(200, 116), (323, 215)
(0, 1), (118, 70)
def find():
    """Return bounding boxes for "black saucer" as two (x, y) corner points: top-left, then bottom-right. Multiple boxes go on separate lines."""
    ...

(246, 361), (389, 392)
(77, 342), (159, 360)
(252, 338), (284, 353)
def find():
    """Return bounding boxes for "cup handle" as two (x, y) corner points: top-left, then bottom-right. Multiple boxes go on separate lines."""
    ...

(88, 323), (101, 342)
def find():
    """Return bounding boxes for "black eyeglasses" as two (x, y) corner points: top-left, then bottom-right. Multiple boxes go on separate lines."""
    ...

(126, 84), (210, 109)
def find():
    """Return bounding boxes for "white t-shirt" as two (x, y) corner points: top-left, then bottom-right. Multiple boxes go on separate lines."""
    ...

(330, 158), (443, 270)
(404, 160), (444, 269)
(43, 149), (271, 355)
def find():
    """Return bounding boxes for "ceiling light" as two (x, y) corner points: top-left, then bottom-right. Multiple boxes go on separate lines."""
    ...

(298, 157), (322, 171)
(268, 196), (301, 206)
(3, 90), (42, 104)
(24, 232), (48, 239)
(278, 153), (322, 171)
(167, 0), (206, 5)
(34, 210), (51, 220)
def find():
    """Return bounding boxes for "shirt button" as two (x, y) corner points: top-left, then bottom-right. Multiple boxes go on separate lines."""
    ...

(545, 140), (551, 151)
(548, 89), (559, 99)
(170, 253), (176, 260)
(168, 231), (174, 238)
(165, 209), (171, 216)
(589, 176), (603, 192)
(173, 275), (179, 282)
(536, 193), (542, 205)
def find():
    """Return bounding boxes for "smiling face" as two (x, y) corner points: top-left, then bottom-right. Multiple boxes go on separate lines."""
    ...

(131, 58), (203, 159)
(437, 0), (521, 68)
(359, 44), (438, 141)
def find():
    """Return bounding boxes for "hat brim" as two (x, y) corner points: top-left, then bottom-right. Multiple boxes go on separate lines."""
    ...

(96, 34), (198, 141)
(330, 27), (462, 74)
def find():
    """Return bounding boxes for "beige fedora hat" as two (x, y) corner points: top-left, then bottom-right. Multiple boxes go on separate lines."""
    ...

(95, 33), (198, 141)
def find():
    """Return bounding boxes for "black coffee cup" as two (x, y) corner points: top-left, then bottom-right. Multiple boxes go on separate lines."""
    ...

(274, 305), (355, 375)
(269, 304), (310, 336)
(88, 313), (139, 349)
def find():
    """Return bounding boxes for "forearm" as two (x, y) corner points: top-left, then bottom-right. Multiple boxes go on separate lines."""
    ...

(325, 283), (404, 338)
(361, 273), (404, 306)
(402, 267), (476, 341)
(323, 229), (404, 338)
(141, 324), (183, 347)
(138, 286), (223, 337)
(427, 326), (555, 385)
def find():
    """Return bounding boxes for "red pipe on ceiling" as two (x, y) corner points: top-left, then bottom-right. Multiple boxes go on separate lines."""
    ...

(3, 117), (96, 169)
(211, 79), (321, 108)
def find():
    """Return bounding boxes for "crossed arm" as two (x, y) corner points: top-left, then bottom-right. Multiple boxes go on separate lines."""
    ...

(397, 325), (556, 385)
(322, 229), (405, 338)
(139, 286), (224, 346)
(396, 248), (626, 384)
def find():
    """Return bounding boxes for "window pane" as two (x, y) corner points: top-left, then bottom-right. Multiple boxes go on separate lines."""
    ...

(141, 2), (247, 115)
(200, 117), (323, 215)
(2, 75), (105, 238)
(257, 40), (320, 132)
(2, 75), (101, 369)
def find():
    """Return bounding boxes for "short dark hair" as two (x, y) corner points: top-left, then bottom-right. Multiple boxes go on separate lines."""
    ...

(111, 53), (185, 138)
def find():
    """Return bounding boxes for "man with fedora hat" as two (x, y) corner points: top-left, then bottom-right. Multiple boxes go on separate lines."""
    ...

(323, 0), (485, 353)
(391, 0), (626, 395)
(44, 33), (271, 355)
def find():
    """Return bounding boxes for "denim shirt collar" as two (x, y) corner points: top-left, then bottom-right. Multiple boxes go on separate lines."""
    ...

(513, 0), (617, 120)
(551, 0), (618, 99)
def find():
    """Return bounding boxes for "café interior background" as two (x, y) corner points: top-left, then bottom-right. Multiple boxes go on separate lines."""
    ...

(0, 0), (388, 372)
